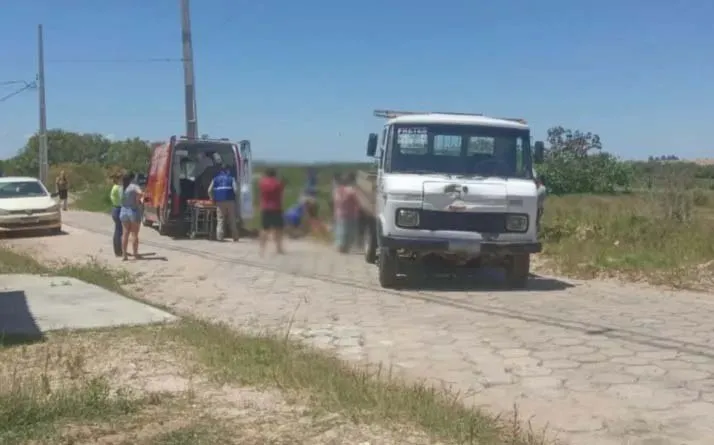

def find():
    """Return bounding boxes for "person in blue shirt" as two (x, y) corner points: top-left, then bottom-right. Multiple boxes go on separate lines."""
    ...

(208, 165), (240, 242)
(284, 202), (305, 237)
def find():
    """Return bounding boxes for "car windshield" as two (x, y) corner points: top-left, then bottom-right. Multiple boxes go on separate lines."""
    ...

(388, 124), (533, 178)
(0, 181), (48, 198)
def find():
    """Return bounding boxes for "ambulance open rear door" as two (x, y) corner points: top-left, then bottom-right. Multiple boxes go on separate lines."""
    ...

(238, 140), (253, 221)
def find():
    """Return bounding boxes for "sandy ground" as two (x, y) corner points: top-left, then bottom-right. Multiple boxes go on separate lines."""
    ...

(0, 326), (439, 445)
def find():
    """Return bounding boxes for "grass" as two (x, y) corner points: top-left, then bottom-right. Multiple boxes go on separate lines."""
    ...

(149, 423), (230, 445)
(73, 182), (113, 213)
(540, 187), (714, 287)
(0, 245), (546, 445)
(0, 245), (133, 293)
(165, 319), (541, 444)
(0, 376), (150, 444)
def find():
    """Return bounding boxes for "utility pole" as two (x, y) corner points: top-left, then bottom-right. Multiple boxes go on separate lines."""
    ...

(37, 24), (48, 184)
(180, 0), (198, 139)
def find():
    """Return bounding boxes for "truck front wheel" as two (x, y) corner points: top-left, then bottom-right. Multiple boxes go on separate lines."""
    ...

(378, 247), (399, 288)
(505, 254), (530, 289)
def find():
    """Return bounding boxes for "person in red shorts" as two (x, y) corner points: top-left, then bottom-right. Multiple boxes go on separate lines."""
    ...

(258, 167), (286, 255)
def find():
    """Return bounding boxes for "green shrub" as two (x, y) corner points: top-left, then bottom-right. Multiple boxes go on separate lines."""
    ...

(538, 152), (633, 195)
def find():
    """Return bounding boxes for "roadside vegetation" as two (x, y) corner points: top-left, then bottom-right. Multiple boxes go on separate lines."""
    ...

(3, 127), (714, 288)
(0, 245), (546, 444)
(534, 127), (714, 287)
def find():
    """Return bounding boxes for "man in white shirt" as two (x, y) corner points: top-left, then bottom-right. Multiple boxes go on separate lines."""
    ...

(193, 152), (213, 180)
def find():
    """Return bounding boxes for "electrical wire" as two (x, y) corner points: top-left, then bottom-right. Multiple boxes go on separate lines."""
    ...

(0, 82), (37, 103)
(45, 57), (185, 64)
(0, 80), (33, 86)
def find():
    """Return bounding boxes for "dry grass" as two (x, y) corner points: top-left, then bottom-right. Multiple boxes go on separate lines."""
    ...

(540, 187), (714, 288)
(0, 246), (547, 445)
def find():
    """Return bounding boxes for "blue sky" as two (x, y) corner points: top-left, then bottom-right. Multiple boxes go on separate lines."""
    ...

(1, 0), (712, 162)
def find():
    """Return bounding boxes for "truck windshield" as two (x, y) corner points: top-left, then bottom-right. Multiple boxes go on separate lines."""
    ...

(388, 124), (532, 178)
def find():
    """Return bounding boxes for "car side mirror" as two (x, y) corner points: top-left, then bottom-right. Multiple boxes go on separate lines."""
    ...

(50, 192), (59, 198)
(533, 141), (545, 164)
(366, 133), (378, 157)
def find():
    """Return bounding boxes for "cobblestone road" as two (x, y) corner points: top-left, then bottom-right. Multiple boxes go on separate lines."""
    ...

(7, 210), (714, 445)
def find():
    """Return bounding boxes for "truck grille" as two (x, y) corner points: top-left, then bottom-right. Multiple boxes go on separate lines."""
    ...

(419, 211), (506, 233)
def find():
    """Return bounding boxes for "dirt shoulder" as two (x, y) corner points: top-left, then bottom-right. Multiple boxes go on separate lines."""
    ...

(1, 322), (434, 445)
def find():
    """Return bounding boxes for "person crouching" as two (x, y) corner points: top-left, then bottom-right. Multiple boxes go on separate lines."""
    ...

(208, 164), (240, 242)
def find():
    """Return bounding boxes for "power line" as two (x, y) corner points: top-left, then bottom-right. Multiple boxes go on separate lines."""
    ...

(0, 82), (36, 103)
(0, 80), (34, 87)
(45, 57), (185, 64)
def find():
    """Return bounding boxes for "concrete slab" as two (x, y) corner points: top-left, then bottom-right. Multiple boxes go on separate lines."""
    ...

(0, 274), (177, 336)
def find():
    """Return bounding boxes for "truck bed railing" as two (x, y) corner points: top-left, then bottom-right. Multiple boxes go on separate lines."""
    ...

(355, 170), (377, 216)
(373, 109), (526, 124)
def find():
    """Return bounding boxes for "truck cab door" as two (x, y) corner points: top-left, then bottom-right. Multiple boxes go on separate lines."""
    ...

(238, 140), (254, 221)
(376, 125), (390, 217)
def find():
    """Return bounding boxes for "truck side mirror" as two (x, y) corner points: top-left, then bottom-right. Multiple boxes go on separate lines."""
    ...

(533, 141), (545, 164)
(366, 133), (378, 157)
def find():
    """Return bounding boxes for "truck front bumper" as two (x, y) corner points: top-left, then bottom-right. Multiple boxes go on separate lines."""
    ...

(381, 235), (542, 255)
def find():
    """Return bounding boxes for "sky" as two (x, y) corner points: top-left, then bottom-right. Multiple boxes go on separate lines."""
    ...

(1, 0), (713, 162)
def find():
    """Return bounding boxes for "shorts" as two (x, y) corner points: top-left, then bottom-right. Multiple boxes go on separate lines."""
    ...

(119, 207), (139, 223)
(57, 189), (68, 200)
(261, 209), (284, 230)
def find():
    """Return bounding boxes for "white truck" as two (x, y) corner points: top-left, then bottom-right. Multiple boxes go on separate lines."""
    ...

(357, 109), (546, 289)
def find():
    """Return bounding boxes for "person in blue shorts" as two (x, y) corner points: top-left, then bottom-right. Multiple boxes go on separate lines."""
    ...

(119, 173), (143, 260)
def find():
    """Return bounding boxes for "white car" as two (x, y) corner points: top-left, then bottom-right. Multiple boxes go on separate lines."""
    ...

(0, 176), (62, 235)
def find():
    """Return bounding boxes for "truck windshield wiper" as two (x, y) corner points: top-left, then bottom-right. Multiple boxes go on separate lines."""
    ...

(399, 169), (436, 175)
(455, 174), (485, 179)
(457, 174), (510, 181)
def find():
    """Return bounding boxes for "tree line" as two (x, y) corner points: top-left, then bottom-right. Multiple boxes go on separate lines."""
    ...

(0, 127), (710, 194)
(0, 129), (156, 179)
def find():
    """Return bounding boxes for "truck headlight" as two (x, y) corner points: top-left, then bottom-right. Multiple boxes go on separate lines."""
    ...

(46, 204), (60, 212)
(506, 214), (528, 232)
(396, 209), (420, 228)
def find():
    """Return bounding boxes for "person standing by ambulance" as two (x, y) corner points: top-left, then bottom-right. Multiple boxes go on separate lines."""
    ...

(109, 173), (123, 256)
(208, 164), (240, 242)
(258, 168), (286, 255)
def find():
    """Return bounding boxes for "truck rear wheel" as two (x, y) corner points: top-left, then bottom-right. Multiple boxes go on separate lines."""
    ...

(378, 247), (399, 288)
(505, 254), (530, 289)
(364, 220), (377, 264)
